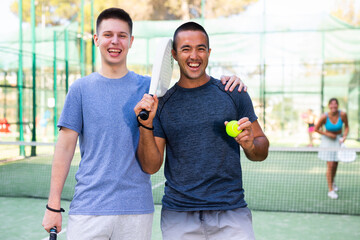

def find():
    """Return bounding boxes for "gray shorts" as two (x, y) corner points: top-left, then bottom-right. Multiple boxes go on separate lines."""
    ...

(161, 207), (255, 240)
(67, 213), (153, 240)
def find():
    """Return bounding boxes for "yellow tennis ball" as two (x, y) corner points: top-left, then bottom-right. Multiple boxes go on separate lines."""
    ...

(226, 120), (242, 137)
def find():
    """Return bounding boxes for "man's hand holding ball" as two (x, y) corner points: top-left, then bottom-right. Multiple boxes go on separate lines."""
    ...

(225, 118), (254, 150)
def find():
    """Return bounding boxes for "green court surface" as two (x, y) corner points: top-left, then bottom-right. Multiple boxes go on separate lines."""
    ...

(0, 197), (359, 240)
(1, 146), (359, 239)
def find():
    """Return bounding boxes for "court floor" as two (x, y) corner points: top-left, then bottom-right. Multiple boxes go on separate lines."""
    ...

(0, 197), (359, 240)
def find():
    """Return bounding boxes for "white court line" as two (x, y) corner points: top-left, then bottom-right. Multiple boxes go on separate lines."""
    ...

(152, 181), (165, 189)
(41, 228), (66, 240)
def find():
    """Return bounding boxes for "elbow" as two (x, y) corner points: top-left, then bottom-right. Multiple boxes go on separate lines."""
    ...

(258, 149), (269, 161)
(147, 170), (157, 174)
(245, 147), (269, 162)
(253, 151), (268, 162)
(141, 167), (153, 174)
(142, 165), (161, 175)
(247, 154), (267, 162)
(253, 138), (269, 161)
(314, 124), (322, 134)
(259, 153), (268, 161)
(139, 157), (163, 175)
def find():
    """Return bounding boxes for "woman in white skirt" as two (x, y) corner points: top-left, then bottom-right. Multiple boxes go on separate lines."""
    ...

(315, 98), (349, 199)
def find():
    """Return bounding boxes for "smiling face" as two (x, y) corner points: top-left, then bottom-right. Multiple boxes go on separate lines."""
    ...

(328, 99), (339, 114)
(172, 30), (211, 85)
(94, 18), (134, 69)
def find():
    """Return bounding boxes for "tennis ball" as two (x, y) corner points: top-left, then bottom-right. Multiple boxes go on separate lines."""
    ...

(226, 120), (242, 137)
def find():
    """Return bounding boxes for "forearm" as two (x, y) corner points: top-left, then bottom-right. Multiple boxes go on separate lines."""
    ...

(47, 144), (75, 208)
(315, 128), (326, 136)
(137, 128), (163, 174)
(243, 136), (269, 161)
(315, 125), (325, 136)
(43, 128), (77, 233)
(316, 129), (338, 139)
(343, 127), (349, 139)
(314, 116), (325, 136)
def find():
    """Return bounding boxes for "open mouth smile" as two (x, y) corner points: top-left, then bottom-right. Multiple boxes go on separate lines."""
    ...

(108, 48), (122, 56)
(188, 62), (200, 68)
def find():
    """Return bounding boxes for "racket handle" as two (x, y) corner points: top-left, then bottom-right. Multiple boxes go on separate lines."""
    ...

(138, 110), (150, 121)
(49, 227), (57, 240)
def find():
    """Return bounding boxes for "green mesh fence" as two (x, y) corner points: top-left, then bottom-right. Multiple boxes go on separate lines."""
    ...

(1, 142), (359, 215)
(1, 14), (360, 146)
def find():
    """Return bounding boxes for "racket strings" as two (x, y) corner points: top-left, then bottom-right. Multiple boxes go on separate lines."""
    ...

(156, 40), (174, 96)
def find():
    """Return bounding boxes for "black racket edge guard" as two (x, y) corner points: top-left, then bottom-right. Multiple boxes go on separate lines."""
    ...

(138, 110), (150, 121)
(49, 227), (57, 240)
(138, 93), (154, 120)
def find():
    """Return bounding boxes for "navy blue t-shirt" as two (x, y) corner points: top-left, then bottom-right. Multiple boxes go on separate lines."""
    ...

(153, 77), (258, 211)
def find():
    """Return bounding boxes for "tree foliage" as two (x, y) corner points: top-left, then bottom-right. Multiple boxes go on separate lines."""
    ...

(11, 0), (259, 30)
(11, 0), (360, 28)
(10, 0), (80, 27)
(331, 0), (360, 26)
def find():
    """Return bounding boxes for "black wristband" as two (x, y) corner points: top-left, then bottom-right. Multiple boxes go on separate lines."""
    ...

(137, 116), (154, 130)
(46, 204), (65, 213)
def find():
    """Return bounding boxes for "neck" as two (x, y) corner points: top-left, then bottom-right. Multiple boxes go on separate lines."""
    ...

(329, 111), (338, 116)
(99, 62), (128, 79)
(177, 74), (210, 88)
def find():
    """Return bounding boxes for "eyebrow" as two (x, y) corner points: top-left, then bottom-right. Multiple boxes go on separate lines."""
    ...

(102, 31), (129, 35)
(180, 44), (207, 49)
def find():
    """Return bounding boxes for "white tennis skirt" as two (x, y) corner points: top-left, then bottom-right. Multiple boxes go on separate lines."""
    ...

(318, 134), (342, 162)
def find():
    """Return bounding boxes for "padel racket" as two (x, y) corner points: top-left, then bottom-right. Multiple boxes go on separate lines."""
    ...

(337, 143), (356, 162)
(49, 227), (57, 240)
(138, 38), (174, 120)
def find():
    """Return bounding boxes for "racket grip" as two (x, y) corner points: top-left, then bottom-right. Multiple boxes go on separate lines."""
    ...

(49, 227), (57, 240)
(138, 109), (150, 120)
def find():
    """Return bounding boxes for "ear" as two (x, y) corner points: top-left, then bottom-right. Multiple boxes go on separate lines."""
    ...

(171, 49), (177, 61)
(129, 35), (134, 48)
(208, 48), (211, 55)
(94, 34), (99, 47)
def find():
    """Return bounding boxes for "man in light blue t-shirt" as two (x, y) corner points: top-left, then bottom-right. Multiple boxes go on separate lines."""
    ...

(135, 22), (269, 240)
(42, 8), (247, 240)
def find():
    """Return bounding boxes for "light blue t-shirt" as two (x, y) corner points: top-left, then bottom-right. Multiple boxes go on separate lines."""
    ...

(58, 71), (154, 215)
(153, 77), (258, 211)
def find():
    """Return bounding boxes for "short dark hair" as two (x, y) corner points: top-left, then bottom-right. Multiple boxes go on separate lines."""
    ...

(328, 98), (339, 105)
(172, 21), (210, 51)
(96, 8), (133, 36)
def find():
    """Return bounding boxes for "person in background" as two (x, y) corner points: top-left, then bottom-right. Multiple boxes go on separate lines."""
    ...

(302, 109), (317, 147)
(315, 98), (349, 200)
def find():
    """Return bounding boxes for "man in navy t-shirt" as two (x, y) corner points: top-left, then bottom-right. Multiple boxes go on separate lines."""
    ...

(135, 22), (269, 240)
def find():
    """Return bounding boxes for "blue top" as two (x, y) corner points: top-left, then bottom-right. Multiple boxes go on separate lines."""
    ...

(58, 71), (154, 215)
(325, 111), (343, 132)
(153, 77), (258, 211)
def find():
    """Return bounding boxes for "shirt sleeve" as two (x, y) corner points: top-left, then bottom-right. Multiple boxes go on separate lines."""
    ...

(236, 91), (258, 123)
(153, 108), (166, 139)
(57, 80), (83, 134)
